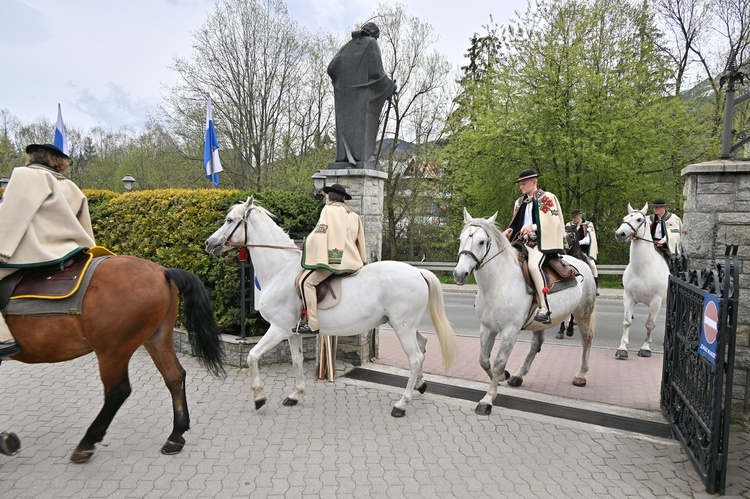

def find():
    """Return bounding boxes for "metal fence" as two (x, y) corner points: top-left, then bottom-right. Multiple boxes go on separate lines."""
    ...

(661, 245), (739, 495)
(405, 261), (626, 274)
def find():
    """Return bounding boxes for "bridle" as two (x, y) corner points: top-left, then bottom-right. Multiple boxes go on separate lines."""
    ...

(621, 211), (657, 245)
(220, 206), (301, 252)
(457, 224), (510, 272)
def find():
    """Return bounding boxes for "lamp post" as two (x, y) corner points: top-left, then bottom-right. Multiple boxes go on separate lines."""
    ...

(121, 174), (137, 191)
(311, 170), (326, 203)
(0, 177), (9, 190)
(311, 170), (326, 191)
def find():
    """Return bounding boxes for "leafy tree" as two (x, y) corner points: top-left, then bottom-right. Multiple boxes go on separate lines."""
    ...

(442, 0), (699, 264)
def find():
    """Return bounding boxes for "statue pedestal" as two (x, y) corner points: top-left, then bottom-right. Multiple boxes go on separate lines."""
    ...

(320, 167), (387, 365)
(327, 161), (378, 170)
(682, 159), (750, 420)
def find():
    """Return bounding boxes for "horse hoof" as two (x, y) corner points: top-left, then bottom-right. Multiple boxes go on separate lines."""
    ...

(254, 397), (267, 410)
(0, 432), (20, 456)
(556, 332), (564, 339)
(573, 376), (587, 387)
(161, 440), (184, 455)
(638, 349), (652, 358)
(507, 376), (523, 387)
(475, 403), (492, 416)
(70, 447), (95, 464)
(417, 382), (427, 394)
(566, 328), (574, 337)
(501, 370), (511, 381)
(391, 407), (406, 418)
(615, 349), (629, 359)
(282, 397), (298, 406)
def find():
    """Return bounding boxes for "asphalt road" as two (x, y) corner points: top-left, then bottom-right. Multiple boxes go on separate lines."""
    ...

(417, 291), (667, 353)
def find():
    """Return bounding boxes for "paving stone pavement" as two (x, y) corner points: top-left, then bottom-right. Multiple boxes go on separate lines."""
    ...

(0, 349), (748, 498)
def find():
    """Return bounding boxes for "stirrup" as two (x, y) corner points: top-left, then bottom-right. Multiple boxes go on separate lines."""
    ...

(534, 310), (551, 324)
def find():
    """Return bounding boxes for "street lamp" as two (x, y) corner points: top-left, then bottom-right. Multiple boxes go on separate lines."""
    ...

(121, 174), (137, 191)
(311, 170), (326, 191)
(0, 177), (9, 190)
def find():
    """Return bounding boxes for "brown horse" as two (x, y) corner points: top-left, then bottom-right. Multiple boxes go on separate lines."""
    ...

(0, 255), (225, 463)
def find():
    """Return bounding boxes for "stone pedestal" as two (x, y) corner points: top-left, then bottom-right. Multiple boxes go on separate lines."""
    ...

(319, 168), (387, 365)
(682, 159), (750, 421)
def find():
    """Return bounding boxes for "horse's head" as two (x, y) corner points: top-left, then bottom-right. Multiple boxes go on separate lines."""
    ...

(204, 196), (256, 256)
(615, 203), (649, 243)
(563, 225), (579, 254)
(453, 208), (500, 285)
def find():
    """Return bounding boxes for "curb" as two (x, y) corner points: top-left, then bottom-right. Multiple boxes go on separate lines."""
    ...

(441, 284), (623, 300)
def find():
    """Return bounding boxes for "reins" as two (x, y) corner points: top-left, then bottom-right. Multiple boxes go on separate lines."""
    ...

(227, 242), (301, 251)
(222, 206), (301, 252)
(458, 224), (512, 272)
(622, 211), (658, 246)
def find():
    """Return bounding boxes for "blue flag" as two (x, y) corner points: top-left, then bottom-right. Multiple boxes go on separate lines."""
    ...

(204, 98), (223, 186)
(54, 103), (69, 155)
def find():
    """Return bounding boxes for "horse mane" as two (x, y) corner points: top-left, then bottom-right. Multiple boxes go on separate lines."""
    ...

(466, 217), (512, 253)
(236, 201), (297, 246)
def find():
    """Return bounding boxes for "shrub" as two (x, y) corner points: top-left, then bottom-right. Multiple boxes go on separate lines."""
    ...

(87, 188), (319, 335)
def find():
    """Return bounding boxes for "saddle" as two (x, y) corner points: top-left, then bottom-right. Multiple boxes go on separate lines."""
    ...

(294, 269), (359, 310)
(0, 247), (114, 316)
(513, 242), (580, 296)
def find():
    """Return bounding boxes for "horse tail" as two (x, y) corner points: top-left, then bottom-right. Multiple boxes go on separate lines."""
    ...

(165, 268), (226, 378)
(419, 269), (458, 369)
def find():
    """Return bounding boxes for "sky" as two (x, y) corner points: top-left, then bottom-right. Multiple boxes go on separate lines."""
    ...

(0, 0), (523, 133)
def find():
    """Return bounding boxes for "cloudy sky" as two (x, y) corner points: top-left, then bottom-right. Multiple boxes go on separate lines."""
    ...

(0, 0), (521, 132)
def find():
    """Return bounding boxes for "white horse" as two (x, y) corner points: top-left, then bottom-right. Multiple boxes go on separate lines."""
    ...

(613, 203), (670, 359)
(204, 197), (457, 417)
(453, 210), (596, 416)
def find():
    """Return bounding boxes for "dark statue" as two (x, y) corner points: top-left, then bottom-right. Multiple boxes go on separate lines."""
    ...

(328, 22), (396, 169)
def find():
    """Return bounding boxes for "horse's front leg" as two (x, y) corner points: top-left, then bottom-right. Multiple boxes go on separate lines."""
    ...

(507, 330), (544, 387)
(247, 325), (290, 410)
(617, 293), (635, 359)
(573, 309), (595, 386)
(281, 333), (306, 406)
(638, 296), (662, 358)
(391, 326), (426, 418)
(476, 326), (512, 416)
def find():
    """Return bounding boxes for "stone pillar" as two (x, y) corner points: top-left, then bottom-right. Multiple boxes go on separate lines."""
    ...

(682, 160), (750, 421)
(318, 168), (387, 365)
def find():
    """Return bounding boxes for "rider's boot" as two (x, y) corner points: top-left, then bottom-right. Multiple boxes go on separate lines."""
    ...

(595, 277), (600, 296)
(0, 315), (21, 358)
(533, 291), (551, 324)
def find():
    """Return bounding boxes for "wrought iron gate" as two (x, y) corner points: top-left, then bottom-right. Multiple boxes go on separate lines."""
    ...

(661, 245), (739, 495)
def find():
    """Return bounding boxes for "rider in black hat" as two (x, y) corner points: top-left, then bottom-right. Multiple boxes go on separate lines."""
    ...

(566, 209), (599, 295)
(503, 169), (566, 323)
(294, 184), (366, 334)
(648, 199), (683, 265)
(0, 143), (96, 357)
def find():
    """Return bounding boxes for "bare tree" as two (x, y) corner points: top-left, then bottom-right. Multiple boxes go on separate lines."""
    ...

(162, 0), (309, 190)
(367, 3), (454, 259)
(654, 0), (714, 95)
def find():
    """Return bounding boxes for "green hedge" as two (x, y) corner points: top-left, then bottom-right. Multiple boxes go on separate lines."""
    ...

(87, 188), (320, 336)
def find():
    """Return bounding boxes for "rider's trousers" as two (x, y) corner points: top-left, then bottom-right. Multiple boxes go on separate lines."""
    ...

(0, 268), (17, 342)
(526, 245), (548, 312)
(299, 268), (332, 331)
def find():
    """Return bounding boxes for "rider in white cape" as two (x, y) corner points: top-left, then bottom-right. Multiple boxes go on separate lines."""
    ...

(205, 197), (457, 417)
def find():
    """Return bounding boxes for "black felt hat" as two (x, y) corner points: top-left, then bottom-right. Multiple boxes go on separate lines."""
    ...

(651, 199), (668, 207)
(514, 169), (539, 183)
(25, 143), (71, 160)
(571, 209), (583, 216)
(323, 183), (352, 200)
